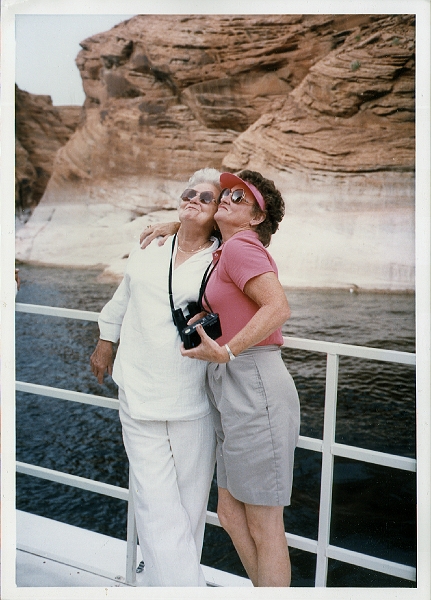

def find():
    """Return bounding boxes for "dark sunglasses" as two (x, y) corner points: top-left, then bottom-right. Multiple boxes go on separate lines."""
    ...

(180, 189), (216, 204)
(219, 188), (254, 205)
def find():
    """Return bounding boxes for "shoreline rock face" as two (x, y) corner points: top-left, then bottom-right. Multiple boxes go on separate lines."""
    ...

(15, 14), (415, 291)
(15, 87), (82, 213)
(15, 193), (414, 292)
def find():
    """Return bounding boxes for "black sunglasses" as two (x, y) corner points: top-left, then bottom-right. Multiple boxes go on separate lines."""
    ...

(219, 188), (254, 205)
(180, 189), (216, 204)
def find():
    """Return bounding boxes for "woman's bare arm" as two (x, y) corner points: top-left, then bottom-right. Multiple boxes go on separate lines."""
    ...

(181, 271), (290, 363)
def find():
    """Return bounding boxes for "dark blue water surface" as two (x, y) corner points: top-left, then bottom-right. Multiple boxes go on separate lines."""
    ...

(15, 265), (416, 587)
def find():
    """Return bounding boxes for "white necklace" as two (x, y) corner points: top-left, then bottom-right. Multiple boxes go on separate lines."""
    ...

(177, 239), (211, 254)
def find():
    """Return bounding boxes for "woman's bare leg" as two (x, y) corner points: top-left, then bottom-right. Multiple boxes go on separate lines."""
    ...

(244, 503), (291, 587)
(217, 488), (290, 587)
(217, 487), (259, 585)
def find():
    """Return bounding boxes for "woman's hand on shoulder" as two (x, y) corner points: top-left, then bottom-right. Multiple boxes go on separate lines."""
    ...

(180, 325), (229, 363)
(140, 222), (180, 249)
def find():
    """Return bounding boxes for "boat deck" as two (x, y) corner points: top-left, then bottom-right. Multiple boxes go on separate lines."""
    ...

(15, 510), (251, 588)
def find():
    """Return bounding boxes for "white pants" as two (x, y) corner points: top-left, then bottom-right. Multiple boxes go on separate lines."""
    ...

(119, 389), (216, 586)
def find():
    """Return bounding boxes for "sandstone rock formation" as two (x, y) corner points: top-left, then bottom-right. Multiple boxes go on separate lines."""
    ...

(16, 14), (416, 291)
(15, 86), (81, 214)
(223, 15), (414, 198)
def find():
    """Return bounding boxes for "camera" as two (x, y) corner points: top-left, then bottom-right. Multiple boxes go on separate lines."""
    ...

(172, 302), (201, 335)
(172, 302), (222, 349)
(182, 312), (222, 349)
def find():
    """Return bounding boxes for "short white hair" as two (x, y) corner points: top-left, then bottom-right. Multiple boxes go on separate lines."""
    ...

(187, 168), (221, 191)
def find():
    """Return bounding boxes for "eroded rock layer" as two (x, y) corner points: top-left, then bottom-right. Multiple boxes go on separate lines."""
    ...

(16, 14), (415, 291)
(42, 14), (414, 211)
(15, 87), (81, 212)
(223, 15), (414, 197)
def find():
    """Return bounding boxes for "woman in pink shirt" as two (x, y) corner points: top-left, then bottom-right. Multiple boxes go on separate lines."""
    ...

(142, 170), (300, 587)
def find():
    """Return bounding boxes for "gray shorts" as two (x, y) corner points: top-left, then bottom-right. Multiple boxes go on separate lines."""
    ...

(206, 345), (300, 506)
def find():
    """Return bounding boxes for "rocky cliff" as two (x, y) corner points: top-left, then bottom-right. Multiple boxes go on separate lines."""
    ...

(15, 86), (81, 214)
(16, 14), (415, 291)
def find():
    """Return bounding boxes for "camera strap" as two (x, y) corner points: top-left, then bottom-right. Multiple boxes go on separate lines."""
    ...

(168, 233), (218, 319)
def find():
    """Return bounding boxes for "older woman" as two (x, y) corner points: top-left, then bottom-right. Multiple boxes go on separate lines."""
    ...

(90, 168), (221, 587)
(142, 170), (300, 587)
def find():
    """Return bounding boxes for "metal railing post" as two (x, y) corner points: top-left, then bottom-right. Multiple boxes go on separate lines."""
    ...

(125, 472), (137, 585)
(315, 352), (339, 586)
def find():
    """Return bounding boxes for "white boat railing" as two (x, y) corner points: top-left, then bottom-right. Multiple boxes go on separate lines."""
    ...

(15, 302), (417, 587)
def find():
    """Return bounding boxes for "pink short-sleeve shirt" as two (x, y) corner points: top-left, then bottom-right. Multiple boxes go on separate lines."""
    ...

(204, 230), (284, 347)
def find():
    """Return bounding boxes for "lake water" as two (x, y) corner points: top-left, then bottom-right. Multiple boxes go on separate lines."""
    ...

(15, 264), (416, 587)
